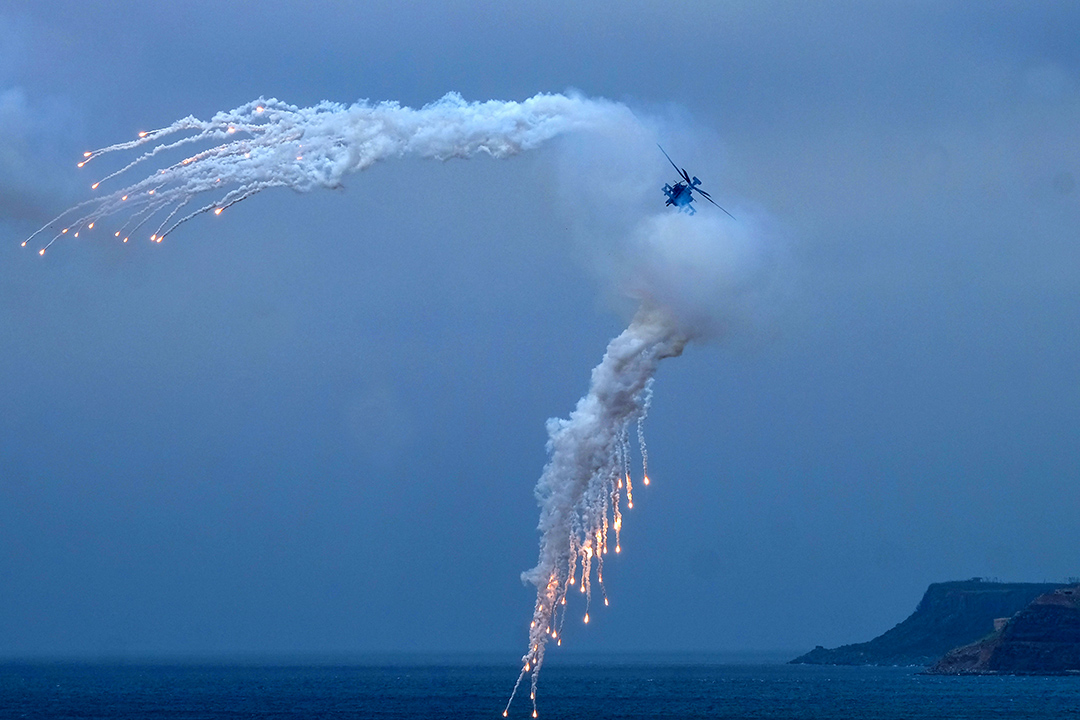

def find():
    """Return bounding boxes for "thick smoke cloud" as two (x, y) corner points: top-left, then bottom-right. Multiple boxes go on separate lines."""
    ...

(552, 118), (782, 344)
(620, 212), (778, 340)
(29, 91), (773, 717)
(507, 122), (777, 717)
(507, 305), (688, 717)
(24, 92), (635, 253)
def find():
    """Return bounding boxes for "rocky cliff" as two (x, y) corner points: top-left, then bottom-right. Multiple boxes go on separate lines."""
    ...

(927, 585), (1080, 674)
(791, 580), (1065, 666)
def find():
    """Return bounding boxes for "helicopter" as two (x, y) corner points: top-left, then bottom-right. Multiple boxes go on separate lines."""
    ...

(659, 145), (735, 219)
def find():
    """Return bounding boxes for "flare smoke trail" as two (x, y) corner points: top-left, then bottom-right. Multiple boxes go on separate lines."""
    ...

(23, 92), (632, 253)
(506, 206), (763, 716)
(505, 305), (689, 718)
(28, 91), (748, 719)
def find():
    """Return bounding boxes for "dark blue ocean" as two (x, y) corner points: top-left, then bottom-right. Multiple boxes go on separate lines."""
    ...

(3, 655), (1079, 719)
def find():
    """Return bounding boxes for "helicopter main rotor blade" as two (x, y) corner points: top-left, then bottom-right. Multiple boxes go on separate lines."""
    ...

(658, 145), (683, 176)
(698, 192), (736, 220)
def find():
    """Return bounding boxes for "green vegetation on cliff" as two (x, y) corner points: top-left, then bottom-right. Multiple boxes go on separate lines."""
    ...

(791, 580), (1066, 666)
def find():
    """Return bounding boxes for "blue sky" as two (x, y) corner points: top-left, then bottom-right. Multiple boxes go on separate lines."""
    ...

(1, 1), (1078, 658)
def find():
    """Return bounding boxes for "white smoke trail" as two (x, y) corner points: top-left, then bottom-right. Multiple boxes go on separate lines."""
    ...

(504, 205), (771, 715)
(504, 305), (689, 719)
(22, 91), (633, 254)
(28, 90), (758, 717)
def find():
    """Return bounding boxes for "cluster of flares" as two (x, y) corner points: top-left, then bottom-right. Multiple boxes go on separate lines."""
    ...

(505, 306), (688, 718)
(26, 91), (710, 719)
(22, 92), (632, 255)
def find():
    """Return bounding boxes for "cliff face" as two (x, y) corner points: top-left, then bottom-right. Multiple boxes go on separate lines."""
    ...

(928, 585), (1080, 674)
(791, 580), (1065, 666)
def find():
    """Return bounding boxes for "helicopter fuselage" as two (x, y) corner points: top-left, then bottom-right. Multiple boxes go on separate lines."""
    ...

(663, 177), (702, 215)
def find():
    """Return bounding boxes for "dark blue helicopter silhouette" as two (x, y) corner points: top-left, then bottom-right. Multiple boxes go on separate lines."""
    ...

(659, 145), (735, 219)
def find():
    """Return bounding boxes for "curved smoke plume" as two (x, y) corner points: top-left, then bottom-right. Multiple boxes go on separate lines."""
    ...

(24, 92), (634, 254)
(28, 91), (759, 719)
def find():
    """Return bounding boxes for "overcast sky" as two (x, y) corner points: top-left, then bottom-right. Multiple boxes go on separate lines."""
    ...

(1, 1), (1078, 659)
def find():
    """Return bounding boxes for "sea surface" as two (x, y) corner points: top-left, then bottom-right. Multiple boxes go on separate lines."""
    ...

(3, 655), (1079, 719)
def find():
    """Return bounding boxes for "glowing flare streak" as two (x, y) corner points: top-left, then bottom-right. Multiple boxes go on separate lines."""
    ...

(505, 307), (686, 717)
(24, 92), (632, 254)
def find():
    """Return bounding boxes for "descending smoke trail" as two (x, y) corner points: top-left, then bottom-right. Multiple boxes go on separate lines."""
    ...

(22, 92), (631, 254)
(504, 305), (689, 719)
(503, 206), (769, 716)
